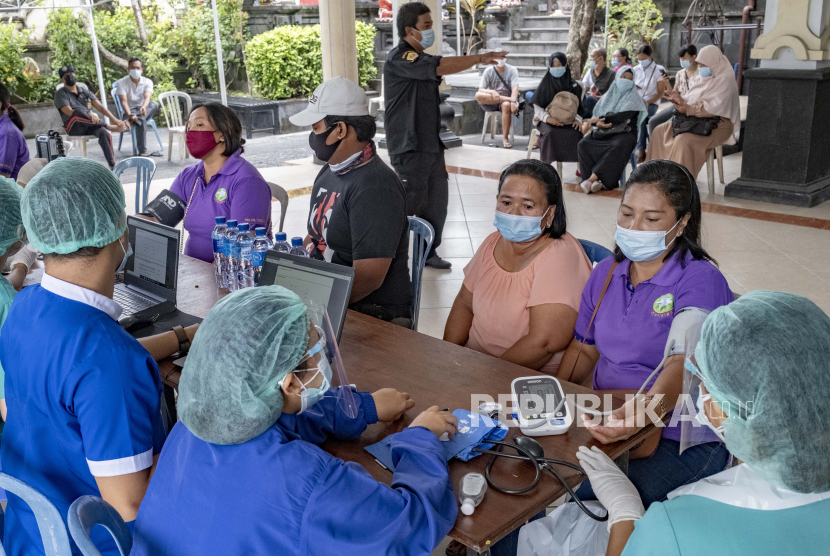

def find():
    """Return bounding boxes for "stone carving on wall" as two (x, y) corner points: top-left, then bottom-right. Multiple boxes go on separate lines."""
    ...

(751, 0), (830, 60)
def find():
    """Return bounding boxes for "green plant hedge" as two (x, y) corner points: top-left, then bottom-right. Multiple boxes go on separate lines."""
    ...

(245, 22), (376, 100)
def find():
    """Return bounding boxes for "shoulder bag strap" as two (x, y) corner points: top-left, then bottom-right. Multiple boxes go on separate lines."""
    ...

(559, 261), (619, 383)
(494, 67), (511, 92)
(179, 177), (199, 254)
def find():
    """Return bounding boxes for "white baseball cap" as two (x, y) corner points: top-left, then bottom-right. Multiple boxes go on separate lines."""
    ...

(289, 77), (370, 127)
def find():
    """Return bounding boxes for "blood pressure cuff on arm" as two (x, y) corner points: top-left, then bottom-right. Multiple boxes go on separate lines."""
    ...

(142, 189), (186, 227)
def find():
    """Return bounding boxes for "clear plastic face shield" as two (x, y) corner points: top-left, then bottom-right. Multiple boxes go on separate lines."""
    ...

(679, 317), (725, 453)
(295, 302), (357, 418)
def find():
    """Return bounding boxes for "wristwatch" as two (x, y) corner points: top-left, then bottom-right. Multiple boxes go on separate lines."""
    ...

(171, 325), (191, 355)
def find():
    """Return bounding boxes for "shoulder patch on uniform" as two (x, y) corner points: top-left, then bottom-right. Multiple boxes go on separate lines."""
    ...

(403, 51), (419, 62)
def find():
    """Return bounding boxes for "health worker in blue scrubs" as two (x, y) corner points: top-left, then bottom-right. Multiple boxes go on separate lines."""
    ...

(0, 157), (196, 556)
(131, 286), (459, 556)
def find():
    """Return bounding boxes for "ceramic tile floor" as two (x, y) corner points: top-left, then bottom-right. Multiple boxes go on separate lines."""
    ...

(120, 142), (830, 341)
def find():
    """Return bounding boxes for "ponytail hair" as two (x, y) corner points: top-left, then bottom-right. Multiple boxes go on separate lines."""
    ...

(0, 83), (24, 131)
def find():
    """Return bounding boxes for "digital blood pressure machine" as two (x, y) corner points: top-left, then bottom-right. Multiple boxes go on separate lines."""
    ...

(511, 376), (572, 436)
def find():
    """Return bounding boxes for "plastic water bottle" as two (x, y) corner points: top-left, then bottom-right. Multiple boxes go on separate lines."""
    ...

(234, 223), (255, 290)
(251, 227), (273, 286)
(211, 216), (227, 288)
(289, 237), (309, 257)
(272, 232), (291, 254)
(223, 219), (239, 290)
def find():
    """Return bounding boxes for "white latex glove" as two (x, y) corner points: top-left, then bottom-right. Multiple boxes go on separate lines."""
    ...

(6, 244), (38, 273)
(576, 446), (645, 531)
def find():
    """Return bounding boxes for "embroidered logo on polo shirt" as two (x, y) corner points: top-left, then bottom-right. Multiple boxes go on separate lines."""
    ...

(653, 294), (674, 314)
(215, 188), (227, 203)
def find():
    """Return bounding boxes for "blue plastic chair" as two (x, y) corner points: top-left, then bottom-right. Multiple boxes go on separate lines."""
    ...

(67, 495), (132, 556)
(578, 239), (613, 265)
(0, 472), (72, 556)
(408, 216), (434, 331)
(111, 85), (163, 156)
(113, 157), (157, 214)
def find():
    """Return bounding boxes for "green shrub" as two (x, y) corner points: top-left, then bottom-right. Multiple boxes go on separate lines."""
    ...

(601, 0), (666, 54)
(245, 22), (376, 101)
(180, 0), (247, 91)
(0, 23), (29, 92)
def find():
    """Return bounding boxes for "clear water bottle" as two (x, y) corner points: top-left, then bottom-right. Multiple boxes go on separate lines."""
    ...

(272, 232), (291, 253)
(223, 219), (239, 291)
(458, 473), (487, 516)
(233, 223), (255, 290)
(251, 227), (273, 286)
(289, 237), (309, 257)
(211, 216), (227, 288)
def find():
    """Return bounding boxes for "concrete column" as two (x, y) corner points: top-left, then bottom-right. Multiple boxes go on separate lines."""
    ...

(320, 0), (359, 82)
(752, 0), (830, 70)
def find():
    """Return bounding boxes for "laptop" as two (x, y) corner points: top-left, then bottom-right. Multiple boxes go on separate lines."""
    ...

(114, 216), (180, 318)
(258, 251), (355, 341)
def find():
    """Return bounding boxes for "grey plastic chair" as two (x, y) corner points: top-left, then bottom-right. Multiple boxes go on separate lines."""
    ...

(578, 239), (613, 265)
(111, 84), (163, 156)
(67, 495), (132, 556)
(113, 157), (157, 214)
(408, 216), (434, 331)
(266, 181), (290, 233)
(0, 472), (72, 556)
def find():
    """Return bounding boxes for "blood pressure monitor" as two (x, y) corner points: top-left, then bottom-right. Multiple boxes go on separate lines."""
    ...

(511, 376), (572, 436)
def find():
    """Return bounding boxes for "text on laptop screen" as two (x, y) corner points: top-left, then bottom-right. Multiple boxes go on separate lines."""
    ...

(127, 224), (178, 290)
(273, 266), (335, 309)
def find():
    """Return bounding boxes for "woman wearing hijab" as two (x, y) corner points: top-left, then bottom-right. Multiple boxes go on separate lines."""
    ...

(529, 52), (590, 166)
(576, 66), (647, 193)
(646, 45), (740, 179)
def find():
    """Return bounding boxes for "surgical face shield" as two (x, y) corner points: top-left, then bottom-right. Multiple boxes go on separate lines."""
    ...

(299, 302), (357, 419)
(680, 318), (726, 453)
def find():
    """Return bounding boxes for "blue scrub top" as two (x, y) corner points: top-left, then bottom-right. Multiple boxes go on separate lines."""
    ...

(0, 280), (165, 556)
(0, 274), (16, 399)
(131, 389), (458, 556)
(622, 494), (830, 555)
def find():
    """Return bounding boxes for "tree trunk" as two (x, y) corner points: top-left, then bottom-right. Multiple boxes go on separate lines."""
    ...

(565, 0), (598, 79)
(130, 0), (149, 47)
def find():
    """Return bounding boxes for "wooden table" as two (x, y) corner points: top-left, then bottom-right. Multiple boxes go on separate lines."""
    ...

(162, 256), (657, 554)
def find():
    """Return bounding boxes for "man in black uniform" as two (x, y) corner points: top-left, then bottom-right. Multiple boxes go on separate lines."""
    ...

(384, 2), (506, 269)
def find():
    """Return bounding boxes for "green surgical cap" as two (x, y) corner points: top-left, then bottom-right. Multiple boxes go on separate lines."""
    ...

(20, 158), (127, 254)
(696, 290), (830, 493)
(178, 286), (310, 445)
(0, 177), (24, 257)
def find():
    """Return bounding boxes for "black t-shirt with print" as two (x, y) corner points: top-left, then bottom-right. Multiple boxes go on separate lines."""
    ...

(307, 155), (413, 315)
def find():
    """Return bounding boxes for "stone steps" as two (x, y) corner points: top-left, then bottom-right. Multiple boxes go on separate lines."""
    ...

(519, 15), (571, 29)
(511, 28), (571, 42)
(501, 40), (569, 54)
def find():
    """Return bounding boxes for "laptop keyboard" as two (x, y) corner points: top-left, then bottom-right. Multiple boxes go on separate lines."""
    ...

(113, 286), (158, 316)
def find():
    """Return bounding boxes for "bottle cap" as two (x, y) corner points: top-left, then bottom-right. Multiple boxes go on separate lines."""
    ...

(255, 227), (266, 236)
(227, 220), (238, 227)
(215, 216), (226, 224)
(291, 237), (303, 246)
(275, 232), (287, 241)
(461, 499), (475, 516)
(237, 223), (250, 231)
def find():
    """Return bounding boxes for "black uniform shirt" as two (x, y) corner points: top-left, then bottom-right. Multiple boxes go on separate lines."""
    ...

(383, 41), (443, 156)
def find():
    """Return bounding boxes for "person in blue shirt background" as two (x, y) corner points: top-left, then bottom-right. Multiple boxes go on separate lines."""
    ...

(0, 157), (193, 556)
(132, 286), (459, 556)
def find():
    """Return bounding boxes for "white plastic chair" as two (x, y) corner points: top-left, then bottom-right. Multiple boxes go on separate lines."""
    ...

(481, 109), (515, 145)
(526, 127), (538, 159)
(705, 145), (725, 194)
(369, 75), (385, 116)
(266, 181), (289, 233)
(158, 91), (192, 164)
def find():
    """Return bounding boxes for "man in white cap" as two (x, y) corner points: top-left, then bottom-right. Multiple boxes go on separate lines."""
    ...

(289, 77), (414, 328)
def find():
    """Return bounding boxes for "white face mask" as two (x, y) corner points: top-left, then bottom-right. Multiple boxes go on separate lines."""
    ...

(116, 236), (133, 274)
(613, 219), (681, 262)
(496, 59), (506, 68)
(696, 385), (725, 441)
(129, 69), (142, 80)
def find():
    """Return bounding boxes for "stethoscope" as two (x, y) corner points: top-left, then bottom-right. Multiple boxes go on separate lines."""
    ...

(472, 407), (608, 522)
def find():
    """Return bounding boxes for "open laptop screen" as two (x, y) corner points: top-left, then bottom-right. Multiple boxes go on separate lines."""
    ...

(125, 216), (179, 300)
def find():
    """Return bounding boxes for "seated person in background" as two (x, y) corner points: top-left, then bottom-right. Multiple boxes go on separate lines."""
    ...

(647, 44), (701, 136)
(0, 83), (29, 180)
(557, 160), (732, 509)
(632, 44), (666, 164)
(0, 177), (25, 422)
(578, 291), (830, 556)
(444, 159), (592, 375)
(581, 48), (615, 113)
(475, 58), (520, 148)
(0, 157), (196, 556)
(116, 57), (161, 157)
(53, 65), (126, 170)
(528, 53), (589, 167)
(611, 47), (632, 71)
(647, 45), (740, 180)
(131, 286), (458, 556)
(290, 78), (414, 328)
(140, 103), (272, 263)
(578, 66), (646, 193)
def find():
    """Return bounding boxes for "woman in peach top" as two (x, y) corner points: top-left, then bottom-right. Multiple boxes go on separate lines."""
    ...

(444, 159), (592, 374)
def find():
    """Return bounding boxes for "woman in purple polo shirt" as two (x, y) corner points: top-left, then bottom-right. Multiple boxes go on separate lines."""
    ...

(0, 83), (30, 181)
(142, 103), (271, 262)
(557, 159), (731, 508)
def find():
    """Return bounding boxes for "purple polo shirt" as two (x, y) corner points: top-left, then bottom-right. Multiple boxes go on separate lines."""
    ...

(170, 149), (272, 263)
(574, 251), (733, 441)
(0, 113), (30, 181)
